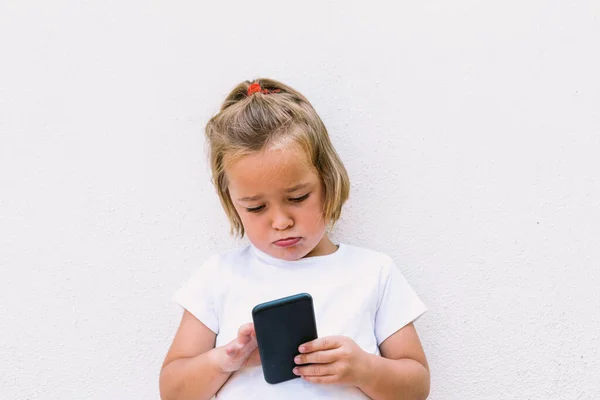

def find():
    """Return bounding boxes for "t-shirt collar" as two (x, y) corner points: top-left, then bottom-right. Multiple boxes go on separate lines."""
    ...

(250, 243), (344, 267)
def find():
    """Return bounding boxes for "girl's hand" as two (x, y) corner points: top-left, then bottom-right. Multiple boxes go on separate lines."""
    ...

(216, 323), (261, 373)
(292, 336), (370, 386)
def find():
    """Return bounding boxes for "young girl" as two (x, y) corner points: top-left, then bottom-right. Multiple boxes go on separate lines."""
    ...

(159, 78), (430, 400)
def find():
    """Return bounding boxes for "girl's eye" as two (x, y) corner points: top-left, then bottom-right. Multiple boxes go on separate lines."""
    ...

(290, 193), (310, 203)
(246, 205), (265, 213)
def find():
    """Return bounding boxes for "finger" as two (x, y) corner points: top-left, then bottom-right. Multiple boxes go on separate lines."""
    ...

(226, 338), (252, 358)
(244, 348), (261, 367)
(237, 334), (252, 345)
(236, 324), (255, 345)
(299, 336), (342, 353)
(301, 375), (337, 384)
(241, 335), (258, 352)
(293, 363), (335, 377)
(238, 323), (255, 338)
(294, 349), (337, 365)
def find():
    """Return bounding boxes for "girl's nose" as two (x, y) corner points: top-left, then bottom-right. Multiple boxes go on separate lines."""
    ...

(271, 210), (294, 230)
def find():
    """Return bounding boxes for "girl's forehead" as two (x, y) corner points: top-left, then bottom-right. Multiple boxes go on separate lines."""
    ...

(226, 147), (318, 193)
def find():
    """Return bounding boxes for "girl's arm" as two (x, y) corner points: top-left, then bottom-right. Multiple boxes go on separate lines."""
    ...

(159, 310), (259, 400)
(294, 323), (429, 400)
(358, 323), (430, 400)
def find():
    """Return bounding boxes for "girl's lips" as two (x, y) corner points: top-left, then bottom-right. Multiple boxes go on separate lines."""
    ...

(273, 237), (301, 248)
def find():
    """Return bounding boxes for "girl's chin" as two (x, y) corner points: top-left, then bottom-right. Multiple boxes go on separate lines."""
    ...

(268, 244), (311, 261)
(274, 248), (304, 261)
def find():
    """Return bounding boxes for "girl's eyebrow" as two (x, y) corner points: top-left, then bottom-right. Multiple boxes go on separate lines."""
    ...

(238, 194), (262, 202)
(237, 183), (310, 202)
(285, 183), (310, 193)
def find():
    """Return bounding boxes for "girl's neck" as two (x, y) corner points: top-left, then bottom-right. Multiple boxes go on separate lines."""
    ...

(304, 235), (338, 258)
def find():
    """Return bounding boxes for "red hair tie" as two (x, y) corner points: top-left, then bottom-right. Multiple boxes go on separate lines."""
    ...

(247, 83), (281, 96)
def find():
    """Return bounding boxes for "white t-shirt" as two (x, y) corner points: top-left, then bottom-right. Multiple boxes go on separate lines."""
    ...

(173, 243), (427, 399)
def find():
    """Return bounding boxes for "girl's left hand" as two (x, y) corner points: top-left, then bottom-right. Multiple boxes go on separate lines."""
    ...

(293, 336), (370, 386)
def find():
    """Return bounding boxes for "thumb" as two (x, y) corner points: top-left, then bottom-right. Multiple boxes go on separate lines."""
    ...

(238, 323), (255, 337)
(237, 323), (255, 345)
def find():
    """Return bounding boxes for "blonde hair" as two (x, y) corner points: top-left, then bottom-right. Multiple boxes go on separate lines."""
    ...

(205, 78), (350, 237)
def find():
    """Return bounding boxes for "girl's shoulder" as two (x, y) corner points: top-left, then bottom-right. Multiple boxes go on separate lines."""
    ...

(194, 244), (253, 274)
(338, 243), (396, 268)
(215, 244), (254, 265)
(337, 244), (417, 286)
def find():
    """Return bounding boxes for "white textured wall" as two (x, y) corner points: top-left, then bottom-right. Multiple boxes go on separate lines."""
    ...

(1, 1), (599, 399)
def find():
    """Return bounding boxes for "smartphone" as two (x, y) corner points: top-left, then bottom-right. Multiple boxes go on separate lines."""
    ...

(252, 293), (318, 384)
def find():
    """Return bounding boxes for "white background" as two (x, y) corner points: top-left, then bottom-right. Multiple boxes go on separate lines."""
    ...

(1, 1), (599, 399)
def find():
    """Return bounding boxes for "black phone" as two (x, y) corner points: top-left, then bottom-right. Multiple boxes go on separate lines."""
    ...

(252, 293), (318, 384)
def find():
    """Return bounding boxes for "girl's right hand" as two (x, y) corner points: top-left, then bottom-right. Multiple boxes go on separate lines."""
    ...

(216, 323), (261, 373)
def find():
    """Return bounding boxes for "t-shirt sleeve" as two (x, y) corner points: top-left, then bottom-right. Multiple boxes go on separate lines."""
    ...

(171, 255), (220, 334)
(374, 257), (427, 346)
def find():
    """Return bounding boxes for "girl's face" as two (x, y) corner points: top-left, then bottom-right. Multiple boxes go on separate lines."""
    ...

(226, 145), (337, 261)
